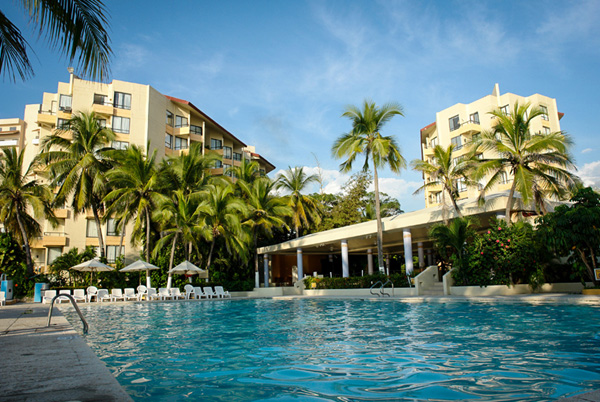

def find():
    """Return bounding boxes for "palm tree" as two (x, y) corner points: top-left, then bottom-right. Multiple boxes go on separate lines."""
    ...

(103, 145), (164, 263)
(275, 166), (321, 238)
(411, 144), (473, 223)
(228, 158), (261, 199)
(159, 142), (218, 196)
(40, 111), (115, 258)
(472, 101), (578, 223)
(241, 178), (291, 286)
(0, 147), (55, 275)
(1, 0), (112, 81)
(332, 100), (406, 273)
(429, 217), (476, 283)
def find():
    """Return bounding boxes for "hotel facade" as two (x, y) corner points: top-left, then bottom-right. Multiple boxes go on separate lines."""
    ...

(1, 71), (274, 272)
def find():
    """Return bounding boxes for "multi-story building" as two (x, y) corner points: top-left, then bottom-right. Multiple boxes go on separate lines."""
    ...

(419, 83), (563, 209)
(4, 70), (274, 272)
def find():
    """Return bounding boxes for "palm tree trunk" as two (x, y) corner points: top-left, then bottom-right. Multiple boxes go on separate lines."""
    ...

(145, 207), (151, 262)
(166, 232), (178, 289)
(92, 205), (105, 258)
(118, 220), (126, 258)
(15, 210), (34, 276)
(206, 239), (216, 270)
(373, 165), (384, 273)
(441, 189), (448, 224)
(447, 187), (463, 219)
(254, 232), (259, 286)
(505, 179), (518, 224)
(295, 223), (299, 239)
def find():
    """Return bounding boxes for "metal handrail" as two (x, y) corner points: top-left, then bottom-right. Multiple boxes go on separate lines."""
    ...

(369, 281), (383, 296)
(380, 279), (393, 297)
(47, 294), (89, 334)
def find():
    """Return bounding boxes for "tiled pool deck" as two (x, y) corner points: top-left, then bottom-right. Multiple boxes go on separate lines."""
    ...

(1, 295), (599, 401)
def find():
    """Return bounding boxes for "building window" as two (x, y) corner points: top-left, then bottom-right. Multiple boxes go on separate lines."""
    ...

(233, 152), (242, 161)
(86, 220), (98, 238)
(449, 115), (460, 131)
(174, 136), (188, 150)
(165, 134), (173, 149)
(450, 136), (462, 150)
(500, 104), (510, 115)
(114, 92), (131, 109)
(166, 111), (174, 126)
(190, 125), (202, 135)
(107, 218), (123, 236)
(57, 118), (69, 129)
(98, 119), (107, 128)
(93, 94), (108, 105)
(469, 112), (479, 124)
(223, 146), (232, 159)
(215, 160), (223, 169)
(175, 115), (188, 128)
(452, 156), (463, 167)
(455, 178), (467, 193)
(106, 246), (125, 263)
(47, 247), (63, 265)
(59, 95), (72, 111)
(431, 192), (441, 204)
(210, 138), (223, 150)
(430, 137), (438, 148)
(543, 126), (551, 135)
(224, 163), (232, 176)
(500, 171), (511, 184)
(259, 168), (266, 176)
(471, 133), (481, 143)
(112, 140), (129, 150)
(540, 105), (549, 121)
(112, 116), (130, 134)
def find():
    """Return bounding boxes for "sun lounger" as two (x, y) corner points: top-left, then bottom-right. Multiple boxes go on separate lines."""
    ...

(203, 287), (216, 299)
(57, 289), (71, 303)
(42, 290), (57, 304)
(86, 286), (98, 302)
(136, 285), (147, 301)
(72, 289), (86, 303)
(193, 286), (204, 299)
(0, 291), (4, 307)
(170, 288), (185, 300)
(214, 286), (231, 298)
(97, 289), (111, 302)
(184, 284), (195, 299)
(148, 288), (160, 300)
(111, 288), (125, 302)
(158, 288), (173, 300)
(124, 288), (138, 301)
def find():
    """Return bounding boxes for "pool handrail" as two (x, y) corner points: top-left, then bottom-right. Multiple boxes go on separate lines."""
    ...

(47, 293), (88, 334)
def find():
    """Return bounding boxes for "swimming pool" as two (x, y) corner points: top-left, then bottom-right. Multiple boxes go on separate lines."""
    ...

(65, 299), (600, 401)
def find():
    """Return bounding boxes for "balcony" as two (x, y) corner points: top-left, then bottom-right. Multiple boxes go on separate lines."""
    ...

(422, 143), (434, 157)
(455, 121), (481, 137)
(173, 125), (190, 136)
(36, 112), (56, 126)
(53, 208), (70, 219)
(92, 101), (113, 116)
(42, 232), (68, 246)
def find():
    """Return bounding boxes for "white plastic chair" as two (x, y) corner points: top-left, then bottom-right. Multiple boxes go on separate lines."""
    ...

(57, 289), (71, 303)
(158, 288), (172, 300)
(169, 288), (185, 300)
(111, 288), (125, 302)
(148, 288), (160, 300)
(72, 289), (86, 303)
(193, 286), (204, 299)
(124, 288), (138, 301)
(97, 289), (111, 302)
(203, 287), (216, 299)
(0, 291), (5, 307)
(184, 284), (194, 299)
(136, 285), (148, 301)
(86, 286), (98, 302)
(42, 290), (57, 304)
(214, 286), (231, 299)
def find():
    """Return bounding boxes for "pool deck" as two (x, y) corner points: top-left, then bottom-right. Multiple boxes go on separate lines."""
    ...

(1, 295), (599, 402)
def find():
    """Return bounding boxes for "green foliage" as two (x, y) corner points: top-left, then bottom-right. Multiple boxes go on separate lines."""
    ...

(49, 247), (96, 287)
(429, 217), (477, 276)
(0, 232), (32, 298)
(303, 273), (409, 289)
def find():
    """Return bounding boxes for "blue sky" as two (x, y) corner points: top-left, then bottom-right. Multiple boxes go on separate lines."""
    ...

(2, 0), (599, 212)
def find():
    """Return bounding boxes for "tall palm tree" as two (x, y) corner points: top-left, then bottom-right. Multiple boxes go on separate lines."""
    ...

(1, 0), (112, 81)
(429, 217), (476, 283)
(159, 142), (218, 196)
(411, 144), (473, 223)
(241, 178), (291, 287)
(472, 101), (578, 223)
(228, 158), (261, 199)
(103, 145), (164, 263)
(332, 100), (406, 273)
(275, 166), (321, 238)
(0, 147), (55, 275)
(40, 111), (115, 258)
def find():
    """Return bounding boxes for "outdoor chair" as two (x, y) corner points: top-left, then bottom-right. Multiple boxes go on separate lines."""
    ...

(136, 285), (147, 301)
(124, 288), (138, 301)
(72, 289), (86, 303)
(42, 290), (57, 304)
(0, 291), (5, 307)
(57, 289), (71, 303)
(203, 287), (216, 299)
(97, 289), (111, 302)
(170, 288), (185, 300)
(193, 286), (204, 299)
(184, 284), (195, 299)
(148, 288), (160, 300)
(158, 288), (173, 300)
(86, 286), (98, 302)
(110, 288), (125, 302)
(214, 286), (231, 299)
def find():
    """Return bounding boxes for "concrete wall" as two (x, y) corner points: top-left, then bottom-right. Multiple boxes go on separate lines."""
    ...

(449, 282), (590, 296)
(303, 288), (416, 297)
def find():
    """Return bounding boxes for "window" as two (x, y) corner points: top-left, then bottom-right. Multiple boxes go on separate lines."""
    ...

(47, 247), (63, 265)
(174, 136), (188, 150)
(223, 146), (232, 159)
(112, 116), (130, 133)
(224, 163), (232, 176)
(165, 134), (173, 149)
(233, 152), (242, 161)
(449, 115), (460, 131)
(114, 92), (131, 109)
(86, 220), (98, 238)
(98, 119), (107, 128)
(259, 168), (266, 175)
(471, 133), (481, 143)
(543, 126), (551, 135)
(215, 160), (223, 169)
(500, 104), (510, 115)
(175, 115), (188, 128)
(455, 178), (467, 193)
(431, 192), (441, 204)
(93, 94), (108, 105)
(106, 245), (125, 263)
(469, 112), (480, 124)
(450, 136), (462, 150)
(430, 137), (438, 148)
(166, 111), (174, 126)
(500, 171), (511, 184)
(107, 218), (123, 236)
(210, 138), (223, 150)
(540, 105), (549, 121)
(59, 95), (72, 111)
(452, 156), (463, 167)
(57, 118), (69, 129)
(112, 140), (129, 150)
(190, 125), (202, 135)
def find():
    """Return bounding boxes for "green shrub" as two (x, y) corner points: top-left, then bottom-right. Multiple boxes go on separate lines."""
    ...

(303, 273), (409, 289)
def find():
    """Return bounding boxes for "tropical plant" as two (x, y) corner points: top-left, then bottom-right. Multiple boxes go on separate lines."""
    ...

(40, 111), (115, 258)
(0, 232), (30, 297)
(49, 246), (96, 287)
(0, 0), (112, 81)
(411, 144), (473, 222)
(332, 100), (406, 272)
(159, 142), (217, 196)
(276, 166), (321, 238)
(0, 147), (55, 275)
(228, 158), (261, 198)
(471, 101), (579, 223)
(429, 217), (476, 280)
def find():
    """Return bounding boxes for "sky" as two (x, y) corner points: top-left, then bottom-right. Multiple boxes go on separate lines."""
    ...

(1, 0), (600, 212)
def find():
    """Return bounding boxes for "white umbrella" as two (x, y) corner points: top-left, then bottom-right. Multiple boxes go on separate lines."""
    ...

(120, 260), (160, 288)
(71, 258), (114, 284)
(168, 260), (209, 287)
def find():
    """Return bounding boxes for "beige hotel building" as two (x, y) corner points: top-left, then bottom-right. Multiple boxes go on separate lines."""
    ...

(0, 71), (274, 272)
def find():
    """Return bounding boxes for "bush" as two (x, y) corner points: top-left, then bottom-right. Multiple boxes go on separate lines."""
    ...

(0, 233), (35, 298)
(304, 273), (409, 289)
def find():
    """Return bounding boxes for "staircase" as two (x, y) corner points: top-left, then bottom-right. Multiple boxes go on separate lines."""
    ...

(420, 282), (444, 296)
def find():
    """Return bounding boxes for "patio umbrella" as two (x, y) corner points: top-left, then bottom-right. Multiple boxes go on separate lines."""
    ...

(70, 258), (114, 285)
(168, 260), (209, 287)
(120, 260), (160, 288)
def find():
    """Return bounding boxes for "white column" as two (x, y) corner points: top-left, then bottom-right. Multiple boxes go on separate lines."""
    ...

(385, 255), (390, 275)
(263, 254), (269, 288)
(255, 269), (260, 289)
(418, 242), (425, 268)
(403, 229), (413, 275)
(367, 249), (374, 275)
(341, 240), (349, 278)
(427, 248), (433, 266)
(297, 248), (304, 280)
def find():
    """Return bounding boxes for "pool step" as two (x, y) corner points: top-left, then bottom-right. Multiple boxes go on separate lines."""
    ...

(420, 282), (444, 296)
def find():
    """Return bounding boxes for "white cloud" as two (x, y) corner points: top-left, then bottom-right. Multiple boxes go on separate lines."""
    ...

(582, 148), (594, 154)
(578, 160), (600, 188)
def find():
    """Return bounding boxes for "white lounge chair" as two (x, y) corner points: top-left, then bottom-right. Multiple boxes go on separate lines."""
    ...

(169, 288), (185, 300)
(124, 288), (138, 301)
(136, 285), (148, 301)
(86, 286), (98, 302)
(158, 288), (172, 300)
(72, 289), (86, 303)
(111, 288), (125, 302)
(214, 286), (231, 298)
(203, 287), (216, 299)
(0, 291), (5, 307)
(97, 289), (111, 302)
(42, 290), (57, 304)
(184, 284), (195, 299)
(148, 288), (160, 300)
(193, 286), (204, 299)
(57, 289), (71, 303)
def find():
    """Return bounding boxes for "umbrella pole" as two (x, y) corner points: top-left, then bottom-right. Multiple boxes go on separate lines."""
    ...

(146, 269), (151, 289)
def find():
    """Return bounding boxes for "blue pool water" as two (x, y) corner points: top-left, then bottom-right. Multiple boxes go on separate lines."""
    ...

(64, 299), (600, 401)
